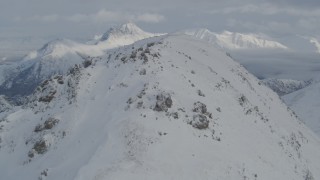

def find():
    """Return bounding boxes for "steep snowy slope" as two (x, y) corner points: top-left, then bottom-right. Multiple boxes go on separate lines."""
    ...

(185, 29), (288, 50)
(0, 34), (319, 180)
(283, 80), (320, 136)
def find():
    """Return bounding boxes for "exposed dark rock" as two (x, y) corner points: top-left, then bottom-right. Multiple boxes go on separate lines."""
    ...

(54, 75), (64, 84)
(139, 69), (146, 75)
(144, 48), (151, 54)
(147, 42), (155, 47)
(137, 101), (143, 109)
(38, 90), (56, 103)
(33, 140), (48, 154)
(171, 112), (179, 119)
(197, 90), (205, 97)
(83, 59), (92, 68)
(34, 118), (59, 132)
(191, 114), (209, 129)
(154, 93), (172, 112)
(193, 101), (207, 114)
(239, 95), (248, 106)
(130, 51), (137, 59)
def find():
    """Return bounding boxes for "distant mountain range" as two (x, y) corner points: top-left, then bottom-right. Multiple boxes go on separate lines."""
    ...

(185, 28), (288, 50)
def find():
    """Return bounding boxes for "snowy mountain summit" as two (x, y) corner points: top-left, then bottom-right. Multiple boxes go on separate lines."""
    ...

(0, 32), (319, 180)
(185, 28), (288, 50)
(95, 22), (163, 49)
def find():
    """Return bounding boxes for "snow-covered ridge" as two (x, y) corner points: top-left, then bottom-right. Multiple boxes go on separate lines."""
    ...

(262, 78), (312, 96)
(185, 28), (288, 50)
(283, 80), (320, 136)
(0, 34), (319, 180)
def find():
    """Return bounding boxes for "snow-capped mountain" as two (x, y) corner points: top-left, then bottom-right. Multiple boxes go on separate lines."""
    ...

(283, 80), (320, 136)
(261, 78), (311, 96)
(0, 39), (91, 100)
(185, 29), (288, 50)
(94, 22), (164, 49)
(25, 39), (104, 59)
(0, 23), (161, 102)
(0, 34), (319, 180)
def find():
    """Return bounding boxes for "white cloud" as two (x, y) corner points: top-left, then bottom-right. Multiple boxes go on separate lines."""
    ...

(67, 9), (165, 24)
(135, 13), (165, 23)
(210, 4), (320, 17)
(14, 9), (165, 25)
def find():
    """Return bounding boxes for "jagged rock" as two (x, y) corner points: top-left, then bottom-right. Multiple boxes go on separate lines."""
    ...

(54, 75), (64, 84)
(154, 93), (172, 112)
(38, 90), (56, 103)
(83, 59), (92, 68)
(171, 112), (179, 119)
(239, 95), (248, 106)
(191, 114), (209, 129)
(193, 101), (207, 114)
(34, 118), (59, 132)
(130, 51), (137, 59)
(33, 140), (48, 155)
(147, 42), (155, 47)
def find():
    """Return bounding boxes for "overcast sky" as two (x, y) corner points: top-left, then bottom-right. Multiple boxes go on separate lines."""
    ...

(1, 0), (320, 39)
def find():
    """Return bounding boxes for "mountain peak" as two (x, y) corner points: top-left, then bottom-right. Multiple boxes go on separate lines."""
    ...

(95, 23), (162, 49)
(36, 38), (77, 58)
(100, 23), (147, 42)
(117, 22), (144, 33)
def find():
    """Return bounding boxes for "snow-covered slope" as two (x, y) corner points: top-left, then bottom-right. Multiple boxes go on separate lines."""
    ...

(185, 29), (288, 50)
(0, 34), (319, 180)
(262, 78), (311, 96)
(283, 80), (320, 136)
